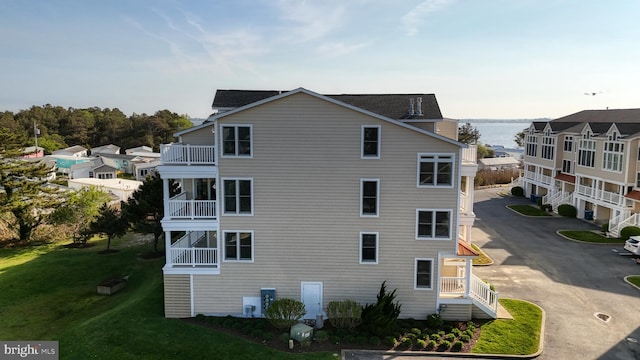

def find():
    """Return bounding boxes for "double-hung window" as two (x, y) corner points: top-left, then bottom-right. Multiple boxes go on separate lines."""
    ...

(416, 209), (451, 240)
(362, 125), (380, 159)
(361, 179), (379, 216)
(564, 136), (573, 152)
(417, 154), (453, 187)
(414, 258), (433, 290)
(562, 160), (572, 174)
(223, 179), (253, 215)
(360, 232), (378, 264)
(222, 125), (252, 157)
(224, 231), (253, 261)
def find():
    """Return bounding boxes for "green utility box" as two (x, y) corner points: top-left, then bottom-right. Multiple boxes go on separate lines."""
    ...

(290, 323), (313, 343)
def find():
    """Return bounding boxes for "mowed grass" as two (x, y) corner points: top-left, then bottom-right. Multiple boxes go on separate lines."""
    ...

(0, 236), (336, 360)
(558, 230), (625, 244)
(472, 299), (542, 355)
(507, 205), (552, 217)
(471, 244), (493, 265)
(628, 275), (640, 288)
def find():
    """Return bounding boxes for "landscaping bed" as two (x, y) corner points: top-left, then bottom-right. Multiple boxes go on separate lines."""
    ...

(188, 315), (482, 353)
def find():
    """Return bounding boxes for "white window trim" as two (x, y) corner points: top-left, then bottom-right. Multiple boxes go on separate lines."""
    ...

(415, 208), (453, 240)
(222, 230), (254, 263)
(221, 177), (254, 216)
(220, 124), (253, 158)
(414, 258), (434, 290)
(416, 153), (455, 188)
(602, 141), (624, 173)
(361, 125), (381, 159)
(360, 178), (380, 217)
(359, 231), (379, 265)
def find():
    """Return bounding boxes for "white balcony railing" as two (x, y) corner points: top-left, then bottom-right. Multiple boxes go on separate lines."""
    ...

(168, 199), (217, 219)
(576, 185), (624, 206)
(469, 274), (498, 315)
(461, 145), (477, 164)
(440, 276), (466, 295)
(170, 247), (218, 267)
(160, 144), (215, 165)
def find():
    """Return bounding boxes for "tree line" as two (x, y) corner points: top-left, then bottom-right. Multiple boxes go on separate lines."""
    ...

(0, 104), (193, 153)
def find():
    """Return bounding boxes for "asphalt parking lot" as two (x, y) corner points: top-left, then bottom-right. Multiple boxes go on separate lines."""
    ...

(472, 187), (640, 360)
(345, 186), (640, 360)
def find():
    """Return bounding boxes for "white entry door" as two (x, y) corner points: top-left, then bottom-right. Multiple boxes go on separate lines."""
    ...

(301, 282), (323, 320)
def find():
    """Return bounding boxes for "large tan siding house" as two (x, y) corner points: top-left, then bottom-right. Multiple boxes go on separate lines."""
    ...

(522, 108), (640, 236)
(157, 88), (497, 321)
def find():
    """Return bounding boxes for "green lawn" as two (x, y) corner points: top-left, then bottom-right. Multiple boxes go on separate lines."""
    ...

(471, 244), (493, 265)
(558, 230), (625, 244)
(628, 275), (640, 288)
(507, 205), (552, 217)
(472, 299), (542, 355)
(0, 237), (335, 360)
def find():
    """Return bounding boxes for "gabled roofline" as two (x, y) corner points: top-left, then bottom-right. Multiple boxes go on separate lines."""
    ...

(206, 87), (464, 148)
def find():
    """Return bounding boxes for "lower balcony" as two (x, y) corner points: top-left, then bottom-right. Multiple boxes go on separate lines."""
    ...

(164, 231), (219, 274)
(439, 274), (498, 319)
(167, 192), (217, 220)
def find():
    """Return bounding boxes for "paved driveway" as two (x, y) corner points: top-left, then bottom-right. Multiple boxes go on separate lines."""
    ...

(472, 187), (640, 360)
(345, 186), (640, 360)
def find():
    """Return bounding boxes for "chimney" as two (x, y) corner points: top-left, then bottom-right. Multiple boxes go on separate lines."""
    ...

(416, 97), (423, 116)
(409, 98), (415, 115)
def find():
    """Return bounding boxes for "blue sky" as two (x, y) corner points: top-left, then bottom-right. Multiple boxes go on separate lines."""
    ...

(1, 0), (639, 119)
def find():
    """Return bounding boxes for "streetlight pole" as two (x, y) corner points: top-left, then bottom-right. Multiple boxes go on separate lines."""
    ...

(34, 120), (40, 157)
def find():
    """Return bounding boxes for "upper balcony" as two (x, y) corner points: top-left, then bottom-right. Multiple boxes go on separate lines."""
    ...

(160, 144), (215, 165)
(461, 145), (478, 177)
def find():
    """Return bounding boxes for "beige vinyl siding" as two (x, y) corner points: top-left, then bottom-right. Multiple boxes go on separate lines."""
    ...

(180, 125), (215, 146)
(194, 92), (460, 318)
(164, 274), (191, 318)
(472, 304), (494, 319)
(435, 120), (459, 140)
(440, 303), (472, 321)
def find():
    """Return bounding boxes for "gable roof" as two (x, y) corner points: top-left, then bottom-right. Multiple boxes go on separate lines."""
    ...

(208, 88), (462, 147)
(553, 109), (640, 123)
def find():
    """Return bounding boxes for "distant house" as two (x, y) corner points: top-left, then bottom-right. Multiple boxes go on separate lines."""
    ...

(67, 178), (142, 202)
(133, 160), (160, 181)
(478, 156), (520, 171)
(20, 146), (45, 159)
(125, 145), (153, 155)
(69, 157), (117, 179)
(46, 154), (92, 174)
(52, 145), (88, 157)
(90, 144), (120, 155)
(94, 153), (137, 174)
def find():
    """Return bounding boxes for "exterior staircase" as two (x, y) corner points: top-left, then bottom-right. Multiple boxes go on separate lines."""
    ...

(609, 212), (640, 237)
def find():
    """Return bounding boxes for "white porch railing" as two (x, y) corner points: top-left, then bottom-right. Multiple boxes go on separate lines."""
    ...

(170, 247), (218, 267)
(160, 144), (215, 165)
(440, 276), (466, 295)
(576, 185), (624, 206)
(523, 171), (553, 186)
(469, 274), (498, 316)
(461, 146), (477, 164)
(609, 213), (640, 237)
(167, 193), (217, 219)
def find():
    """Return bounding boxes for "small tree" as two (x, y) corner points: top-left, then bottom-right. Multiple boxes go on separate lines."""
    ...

(360, 282), (402, 336)
(121, 173), (179, 253)
(264, 298), (306, 330)
(49, 187), (111, 245)
(458, 122), (481, 144)
(514, 130), (525, 148)
(88, 204), (128, 251)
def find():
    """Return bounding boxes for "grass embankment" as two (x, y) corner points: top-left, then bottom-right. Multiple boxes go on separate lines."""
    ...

(558, 230), (625, 244)
(473, 299), (542, 355)
(471, 244), (493, 265)
(0, 236), (335, 360)
(507, 205), (552, 217)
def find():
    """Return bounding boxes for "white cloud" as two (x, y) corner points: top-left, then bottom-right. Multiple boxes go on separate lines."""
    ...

(402, 0), (455, 36)
(274, 0), (348, 43)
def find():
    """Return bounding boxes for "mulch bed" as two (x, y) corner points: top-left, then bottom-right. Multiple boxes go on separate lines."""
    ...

(185, 316), (482, 354)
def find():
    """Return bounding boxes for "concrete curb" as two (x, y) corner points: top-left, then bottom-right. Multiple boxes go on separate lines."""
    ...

(555, 230), (626, 245)
(342, 299), (546, 359)
(505, 205), (558, 218)
(623, 275), (640, 291)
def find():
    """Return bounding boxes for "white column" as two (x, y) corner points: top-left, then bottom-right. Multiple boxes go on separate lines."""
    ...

(165, 231), (172, 266)
(464, 258), (471, 297)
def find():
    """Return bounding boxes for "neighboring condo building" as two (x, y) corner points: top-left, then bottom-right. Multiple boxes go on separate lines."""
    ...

(522, 108), (640, 236)
(157, 88), (497, 321)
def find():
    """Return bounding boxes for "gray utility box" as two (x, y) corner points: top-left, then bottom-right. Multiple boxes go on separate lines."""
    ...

(290, 323), (313, 342)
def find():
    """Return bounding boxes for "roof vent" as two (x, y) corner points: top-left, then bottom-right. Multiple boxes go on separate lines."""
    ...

(409, 98), (415, 115)
(416, 97), (423, 116)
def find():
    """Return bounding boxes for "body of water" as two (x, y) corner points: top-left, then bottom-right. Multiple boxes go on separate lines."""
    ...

(463, 120), (536, 148)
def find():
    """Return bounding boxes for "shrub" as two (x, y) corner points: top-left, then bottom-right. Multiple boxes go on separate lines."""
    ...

(383, 336), (397, 347)
(222, 318), (235, 328)
(369, 336), (381, 346)
(557, 204), (577, 218)
(264, 298), (306, 330)
(410, 327), (421, 336)
(443, 333), (456, 342)
(327, 299), (362, 329)
(460, 334), (471, 343)
(620, 226), (640, 240)
(231, 322), (243, 331)
(451, 328), (462, 337)
(540, 203), (552, 212)
(345, 335), (356, 344)
(330, 336), (341, 345)
(602, 223), (609, 234)
(279, 332), (291, 344)
(430, 333), (441, 341)
(426, 340), (437, 350)
(452, 340), (463, 351)
(400, 337), (413, 349)
(360, 282), (402, 337)
(465, 329), (475, 338)
(250, 329), (263, 338)
(356, 336), (368, 344)
(416, 339), (427, 349)
(511, 186), (524, 196)
(315, 330), (329, 344)
(262, 332), (275, 342)
(438, 340), (452, 351)
(425, 313), (444, 329)
(466, 321), (476, 331)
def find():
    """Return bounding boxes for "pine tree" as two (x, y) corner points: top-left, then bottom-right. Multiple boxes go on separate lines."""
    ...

(88, 204), (128, 251)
